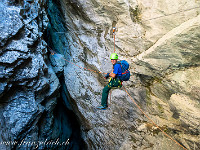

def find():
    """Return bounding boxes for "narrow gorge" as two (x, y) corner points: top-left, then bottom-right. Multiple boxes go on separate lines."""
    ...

(0, 0), (199, 150)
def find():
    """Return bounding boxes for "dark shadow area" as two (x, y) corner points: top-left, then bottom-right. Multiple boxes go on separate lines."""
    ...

(42, 0), (87, 149)
(53, 90), (87, 150)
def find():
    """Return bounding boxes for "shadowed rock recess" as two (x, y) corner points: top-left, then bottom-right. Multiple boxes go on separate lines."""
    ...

(0, 0), (199, 150)
(0, 0), (85, 149)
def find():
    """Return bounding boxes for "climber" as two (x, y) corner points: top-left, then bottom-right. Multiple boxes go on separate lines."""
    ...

(97, 53), (122, 110)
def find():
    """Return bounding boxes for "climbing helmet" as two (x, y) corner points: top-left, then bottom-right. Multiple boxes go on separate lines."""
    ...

(110, 53), (118, 60)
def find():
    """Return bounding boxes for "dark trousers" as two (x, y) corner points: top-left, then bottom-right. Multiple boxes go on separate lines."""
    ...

(101, 78), (122, 107)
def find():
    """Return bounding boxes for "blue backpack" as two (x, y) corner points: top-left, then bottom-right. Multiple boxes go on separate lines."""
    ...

(117, 60), (130, 81)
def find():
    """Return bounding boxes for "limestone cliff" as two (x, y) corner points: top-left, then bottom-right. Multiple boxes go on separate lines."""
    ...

(58, 0), (200, 149)
(0, 0), (199, 150)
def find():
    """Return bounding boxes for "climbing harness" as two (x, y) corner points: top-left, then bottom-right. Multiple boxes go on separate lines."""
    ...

(108, 77), (122, 107)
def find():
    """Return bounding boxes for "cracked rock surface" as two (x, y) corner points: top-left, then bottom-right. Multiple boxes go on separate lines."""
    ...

(55, 0), (200, 149)
(0, 0), (85, 150)
(0, 0), (200, 150)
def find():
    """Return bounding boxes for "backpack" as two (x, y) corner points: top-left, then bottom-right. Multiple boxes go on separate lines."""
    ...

(117, 60), (130, 81)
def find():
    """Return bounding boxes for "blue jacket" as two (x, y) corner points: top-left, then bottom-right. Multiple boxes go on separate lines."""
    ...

(113, 63), (122, 78)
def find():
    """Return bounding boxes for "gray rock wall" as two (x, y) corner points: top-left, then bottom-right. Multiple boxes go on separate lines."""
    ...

(0, 0), (55, 149)
(0, 0), (200, 150)
(56, 0), (200, 149)
(0, 0), (85, 149)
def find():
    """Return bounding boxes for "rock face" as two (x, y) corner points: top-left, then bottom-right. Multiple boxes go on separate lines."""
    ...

(56, 0), (200, 149)
(0, 0), (200, 150)
(0, 0), (85, 150)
